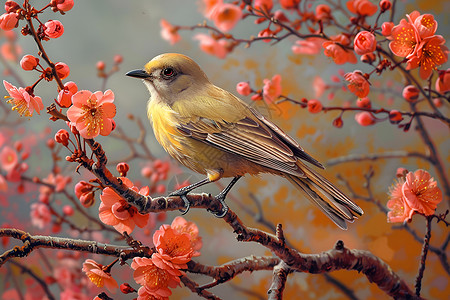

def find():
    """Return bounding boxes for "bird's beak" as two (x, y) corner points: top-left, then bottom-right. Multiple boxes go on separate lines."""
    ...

(126, 69), (151, 79)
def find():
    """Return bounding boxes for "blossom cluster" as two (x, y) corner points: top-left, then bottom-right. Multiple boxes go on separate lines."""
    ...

(386, 11), (448, 79)
(131, 217), (202, 299)
(387, 169), (442, 223)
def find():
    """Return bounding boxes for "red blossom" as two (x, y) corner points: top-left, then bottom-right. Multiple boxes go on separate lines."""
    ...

(44, 20), (64, 39)
(194, 34), (230, 59)
(353, 31), (377, 55)
(355, 111), (375, 126)
(435, 68), (450, 93)
(387, 178), (414, 223)
(82, 259), (118, 292)
(66, 90), (116, 139)
(344, 70), (370, 98)
(3, 80), (44, 117)
(402, 170), (442, 216)
(171, 216), (203, 255)
(0, 12), (19, 31)
(307, 99), (323, 113)
(20, 55), (39, 71)
(160, 19), (180, 45)
(406, 35), (448, 80)
(292, 37), (325, 55)
(402, 85), (420, 102)
(381, 22), (394, 36)
(153, 224), (195, 267)
(323, 41), (357, 65)
(131, 257), (180, 298)
(55, 62), (70, 79)
(99, 177), (149, 234)
(236, 82), (251, 96)
(262, 74), (282, 104)
(346, 0), (378, 17)
(55, 0), (74, 12)
(209, 3), (242, 32)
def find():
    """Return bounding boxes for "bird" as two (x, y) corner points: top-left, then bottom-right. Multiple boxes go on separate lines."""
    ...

(126, 53), (363, 230)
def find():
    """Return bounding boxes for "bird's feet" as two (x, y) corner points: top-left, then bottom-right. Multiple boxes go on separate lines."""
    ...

(168, 188), (192, 215)
(208, 191), (229, 218)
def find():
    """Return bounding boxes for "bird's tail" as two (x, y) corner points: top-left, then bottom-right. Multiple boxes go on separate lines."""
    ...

(285, 161), (363, 230)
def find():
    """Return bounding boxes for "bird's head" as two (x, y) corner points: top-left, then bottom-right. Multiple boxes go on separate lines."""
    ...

(126, 53), (210, 104)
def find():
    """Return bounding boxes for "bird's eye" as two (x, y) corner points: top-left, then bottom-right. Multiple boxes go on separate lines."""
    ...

(161, 67), (176, 79)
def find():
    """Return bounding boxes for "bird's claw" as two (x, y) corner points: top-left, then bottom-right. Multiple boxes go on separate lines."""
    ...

(169, 191), (191, 215)
(208, 194), (228, 218)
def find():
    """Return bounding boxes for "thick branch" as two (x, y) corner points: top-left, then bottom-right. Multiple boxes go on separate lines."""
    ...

(268, 261), (291, 300)
(222, 211), (418, 299)
(0, 228), (136, 266)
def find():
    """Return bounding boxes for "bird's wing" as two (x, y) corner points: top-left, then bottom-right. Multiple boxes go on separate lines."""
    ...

(177, 112), (314, 177)
(249, 108), (324, 169)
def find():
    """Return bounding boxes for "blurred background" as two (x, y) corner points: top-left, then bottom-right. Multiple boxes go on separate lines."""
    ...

(0, 0), (449, 299)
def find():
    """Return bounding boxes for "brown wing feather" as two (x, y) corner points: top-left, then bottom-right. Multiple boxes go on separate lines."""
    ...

(177, 116), (306, 177)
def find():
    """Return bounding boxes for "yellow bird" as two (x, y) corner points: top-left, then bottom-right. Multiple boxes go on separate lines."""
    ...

(126, 53), (363, 229)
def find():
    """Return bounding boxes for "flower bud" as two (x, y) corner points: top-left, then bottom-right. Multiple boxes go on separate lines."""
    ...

(44, 20), (64, 38)
(353, 31), (377, 55)
(116, 162), (130, 177)
(0, 12), (19, 31)
(5, 1), (20, 13)
(307, 99), (323, 113)
(402, 85), (420, 102)
(236, 82), (251, 96)
(381, 22), (394, 36)
(355, 112), (375, 126)
(55, 62), (70, 79)
(380, 0), (391, 12)
(388, 110), (403, 124)
(55, 129), (70, 146)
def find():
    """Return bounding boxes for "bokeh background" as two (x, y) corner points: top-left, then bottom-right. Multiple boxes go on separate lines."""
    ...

(0, 0), (449, 299)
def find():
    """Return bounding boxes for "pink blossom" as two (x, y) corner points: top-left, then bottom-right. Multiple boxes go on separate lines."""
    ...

(56, 81), (78, 108)
(411, 13), (437, 39)
(3, 80), (44, 117)
(131, 257), (180, 298)
(30, 202), (52, 229)
(402, 170), (442, 216)
(0, 12), (18, 31)
(387, 178), (414, 223)
(313, 76), (327, 98)
(160, 19), (180, 45)
(355, 112), (375, 126)
(153, 224), (195, 267)
(137, 286), (169, 300)
(55, 62), (70, 79)
(0, 175), (7, 192)
(0, 146), (18, 172)
(254, 0), (274, 14)
(346, 0), (378, 17)
(402, 85), (420, 102)
(66, 90), (116, 139)
(194, 34), (230, 59)
(99, 177), (149, 234)
(344, 70), (370, 98)
(381, 22), (394, 36)
(55, 0), (74, 12)
(388, 19), (418, 58)
(44, 20), (64, 38)
(323, 41), (357, 65)
(307, 99), (323, 113)
(262, 74), (282, 104)
(280, 0), (300, 9)
(171, 216), (203, 255)
(435, 69), (450, 93)
(315, 4), (332, 21)
(20, 55), (39, 71)
(292, 37), (324, 55)
(209, 3), (242, 32)
(236, 82), (251, 96)
(353, 31), (377, 55)
(406, 35), (448, 80)
(82, 259), (118, 291)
